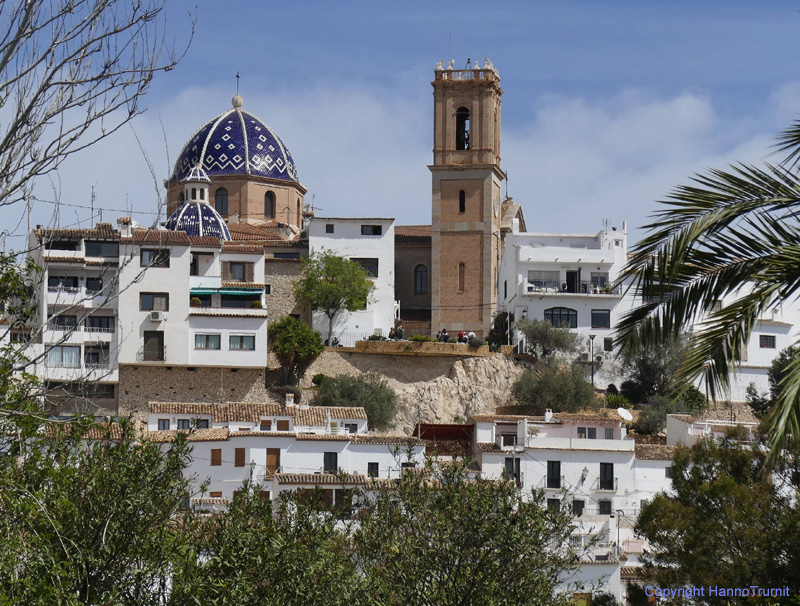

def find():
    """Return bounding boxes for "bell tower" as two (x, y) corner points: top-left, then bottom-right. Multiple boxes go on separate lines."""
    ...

(430, 59), (505, 338)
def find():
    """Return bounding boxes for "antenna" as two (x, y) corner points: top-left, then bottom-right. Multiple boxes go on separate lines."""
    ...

(236, 71), (240, 95)
(91, 185), (95, 222)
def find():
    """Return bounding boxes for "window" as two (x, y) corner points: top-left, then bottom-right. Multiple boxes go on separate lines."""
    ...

(49, 314), (78, 329)
(591, 309), (611, 329)
(276, 420), (290, 432)
(48, 275), (79, 291)
(504, 457), (520, 483)
(414, 265), (428, 294)
(604, 427), (614, 440)
(265, 191), (275, 218)
(235, 448), (245, 467)
(546, 461), (561, 489)
(323, 452), (338, 473)
(760, 334), (776, 349)
(274, 252), (300, 260)
(572, 500), (585, 516)
(195, 334), (221, 350)
(344, 423), (358, 434)
(599, 463), (614, 490)
(84, 346), (108, 367)
(211, 449), (222, 466)
(604, 337), (613, 352)
(190, 294), (212, 307)
(84, 241), (119, 257)
(504, 280), (507, 300)
(528, 270), (560, 290)
(547, 498), (560, 511)
(352, 258), (379, 278)
(86, 277), (103, 293)
(459, 189), (466, 213)
(455, 106), (470, 150)
(178, 192), (185, 203)
(191, 187), (197, 200)
(157, 419), (170, 431)
(501, 434), (517, 447)
(45, 240), (79, 251)
(665, 466), (672, 479)
(588, 427), (597, 439)
(9, 331), (30, 343)
(46, 346), (80, 368)
(361, 224), (383, 236)
(260, 420), (272, 431)
(230, 262), (245, 282)
(230, 335), (255, 350)
(209, 491), (222, 498)
(177, 419), (190, 430)
(598, 500), (612, 515)
(569, 535), (583, 549)
(140, 293), (169, 311)
(368, 462), (379, 478)
(221, 294), (261, 308)
(590, 272), (609, 289)
(215, 188), (229, 215)
(199, 188), (205, 201)
(196, 419), (209, 429)
(325, 223), (334, 234)
(577, 427), (587, 439)
(141, 249), (170, 268)
(264, 285), (271, 294)
(458, 263), (465, 293)
(544, 307), (577, 329)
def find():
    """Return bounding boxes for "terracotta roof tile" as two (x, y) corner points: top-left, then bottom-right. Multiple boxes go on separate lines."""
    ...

(295, 433), (352, 441)
(188, 310), (268, 319)
(635, 444), (676, 461)
(149, 402), (227, 421)
(221, 243), (265, 254)
(192, 497), (229, 505)
(187, 235), (223, 246)
(35, 223), (118, 240)
(756, 318), (793, 327)
(275, 473), (367, 485)
(220, 282), (266, 288)
(124, 229), (191, 244)
(469, 414), (547, 423)
(228, 224), (284, 241)
(313, 217), (394, 222)
(149, 427), (230, 442)
(352, 436), (423, 446)
(477, 442), (502, 452)
(295, 406), (368, 425)
(395, 225), (432, 239)
(148, 402), (366, 427)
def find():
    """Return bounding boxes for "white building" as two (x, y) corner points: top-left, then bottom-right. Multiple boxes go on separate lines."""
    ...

(497, 220), (634, 387)
(147, 401), (425, 508)
(307, 217), (396, 344)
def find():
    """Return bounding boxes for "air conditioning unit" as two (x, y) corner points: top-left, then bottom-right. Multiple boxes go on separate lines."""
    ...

(150, 310), (164, 322)
(527, 285), (535, 293)
(580, 352), (589, 362)
(595, 355), (604, 363)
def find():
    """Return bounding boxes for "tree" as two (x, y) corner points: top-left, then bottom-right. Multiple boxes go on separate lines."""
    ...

(618, 332), (690, 404)
(516, 318), (580, 363)
(353, 458), (580, 606)
(294, 250), (375, 342)
(172, 483), (366, 606)
(268, 316), (325, 385)
(511, 364), (598, 415)
(0, 0), (194, 209)
(313, 372), (397, 431)
(0, 419), (193, 604)
(632, 394), (703, 435)
(636, 434), (800, 596)
(616, 121), (800, 458)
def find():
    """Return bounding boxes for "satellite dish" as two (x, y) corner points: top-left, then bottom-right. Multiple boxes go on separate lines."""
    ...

(617, 407), (633, 421)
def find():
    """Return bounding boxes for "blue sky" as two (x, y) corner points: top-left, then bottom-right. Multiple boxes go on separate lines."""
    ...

(10, 0), (800, 246)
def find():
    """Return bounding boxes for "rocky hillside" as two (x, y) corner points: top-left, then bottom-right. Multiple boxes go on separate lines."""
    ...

(303, 351), (531, 434)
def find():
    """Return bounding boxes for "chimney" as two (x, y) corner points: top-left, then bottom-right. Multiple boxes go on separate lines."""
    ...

(285, 393), (295, 407)
(545, 409), (553, 422)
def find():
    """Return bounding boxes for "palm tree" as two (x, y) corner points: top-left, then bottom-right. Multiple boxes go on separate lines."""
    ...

(616, 122), (800, 461)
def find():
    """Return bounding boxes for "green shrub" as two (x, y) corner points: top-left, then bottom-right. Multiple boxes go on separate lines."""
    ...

(367, 334), (386, 341)
(312, 373), (330, 386)
(468, 338), (484, 348)
(251, 300), (263, 309)
(314, 372), (397, 431)
(189, 297), (201, 307)
(409, 335), (433, 343)
(511, 364), (598, 415)
(605, 393), (631, 409)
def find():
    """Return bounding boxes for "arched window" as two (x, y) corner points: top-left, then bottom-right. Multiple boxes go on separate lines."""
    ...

(199, 187), (205, 201)
(458, 263), (466, 293)
(544, 307), (577, 329)
(265, 191), (275, 218)
(414, 265), (428, 295)
(178, 192), (185, 203)
(456, 106), (470, 151)
(215, 188), (229, 215)
(459, 189), (466, 213)
(297, 198), (301, 226)
(191, 187), (197, 200)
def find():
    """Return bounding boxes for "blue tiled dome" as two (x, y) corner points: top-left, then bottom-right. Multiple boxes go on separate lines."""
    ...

(164, 201), (232, 241)
(170, 97), (299, 183)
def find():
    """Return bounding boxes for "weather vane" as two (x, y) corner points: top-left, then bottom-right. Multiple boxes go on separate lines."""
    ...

(236, 71), (240, 95)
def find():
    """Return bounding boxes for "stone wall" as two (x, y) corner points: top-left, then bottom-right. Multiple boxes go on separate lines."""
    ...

(264, 259), (310, 323)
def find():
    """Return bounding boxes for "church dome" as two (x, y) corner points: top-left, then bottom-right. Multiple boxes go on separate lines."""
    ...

(164, 201), (232, 241)
(170, 96), (299, 184)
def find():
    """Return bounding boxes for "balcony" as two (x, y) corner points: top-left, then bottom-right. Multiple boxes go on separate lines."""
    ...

(539, 476), (565, 490)
(525, 281), (621, 296)
(46, 285), (116, 308)
(592, 477), (618, 492)
(136, 345), (166, 362)
(525, 436), (634, 452)
(257, 465), (282, 482)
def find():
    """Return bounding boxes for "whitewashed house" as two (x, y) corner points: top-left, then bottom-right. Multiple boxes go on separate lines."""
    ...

(307, 217), (396, 344)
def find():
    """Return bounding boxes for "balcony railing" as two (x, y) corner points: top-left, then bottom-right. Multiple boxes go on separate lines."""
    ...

(136, 345), (166, 362)
(84, 325), (115, 333)
(592, 477), (618, 492)
(46, 323), (115, 334)
(48, 285), (79, 293)
(84, 360), (110, 369)
(539, 476), (565, 490)
(525, 281), (621, 296)
(257, 465), (282, 482)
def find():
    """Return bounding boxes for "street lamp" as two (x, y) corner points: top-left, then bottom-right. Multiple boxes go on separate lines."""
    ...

(589, 334), (596, 386)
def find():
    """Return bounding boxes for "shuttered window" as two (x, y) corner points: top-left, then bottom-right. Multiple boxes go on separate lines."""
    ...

(211, 449), (222, 466)
(235, 447), (245, 467)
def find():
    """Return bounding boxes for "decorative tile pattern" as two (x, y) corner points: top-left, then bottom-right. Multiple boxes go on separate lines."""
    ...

(170, 108), (299, 183)
(164, 201), (232, 241)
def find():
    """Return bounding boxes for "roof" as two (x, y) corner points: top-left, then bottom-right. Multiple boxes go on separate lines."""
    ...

(192, 497), (229, 505)
(123, 229), (194, 244)
(35, 223), (118, 240)
(477, 442), (502, 452)
(295, 406), (367, 425)
(227, 223), (284, 241)
(755, 318), (793, 327)
(469, 414), (547, 423)
(147, 402), (367, 425)
(165, 201), (231, 241)
(188, 310), (268, 319)
(150, 402), (228, 421)
(44, 256), (119, 266)
(275, 473), (366, 485)
(635, 444), (676, 461)
(395, 224), (432, 243)
(170, 102), (299, 183)
(312, 217), (394, 222)
(149, 427), (230, 442)
(221, 243), (264, 254)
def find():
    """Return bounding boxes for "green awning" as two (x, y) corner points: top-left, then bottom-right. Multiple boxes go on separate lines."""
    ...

(189, 289), (217, 295)
(219, 289), (261, 295)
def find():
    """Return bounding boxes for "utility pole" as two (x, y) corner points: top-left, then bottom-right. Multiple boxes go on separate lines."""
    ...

(589, 334), (596, 386)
